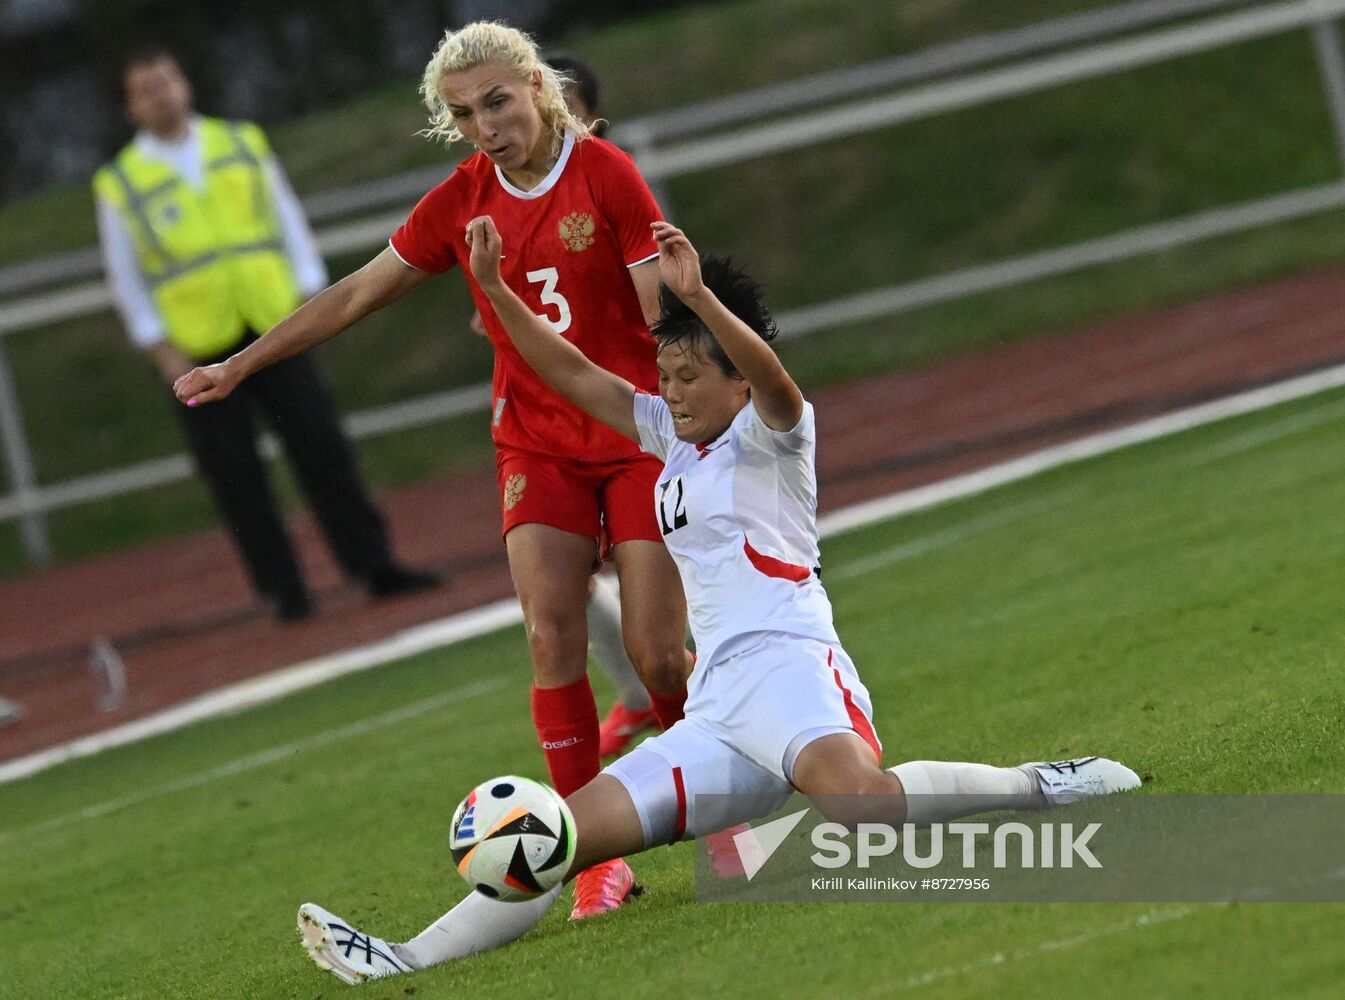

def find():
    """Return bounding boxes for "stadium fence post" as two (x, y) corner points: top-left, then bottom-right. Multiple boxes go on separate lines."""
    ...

(1311, 18), (1345, 172)
(0, 337), (50, 566)
(0, 695), (23, 728)
(90, 636), (128, 713)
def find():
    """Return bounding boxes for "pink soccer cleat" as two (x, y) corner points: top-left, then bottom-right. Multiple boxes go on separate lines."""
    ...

(598, 701), (659, 758)
(569, 858), (639, 920)
(703, 823), (751, 878)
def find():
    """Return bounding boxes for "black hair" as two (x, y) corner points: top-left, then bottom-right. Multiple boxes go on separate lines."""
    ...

(123, 45), (184, 77)
(546, 52), (600, 112)
(545, 52), (606, 137)
(651, 256), (779, 378)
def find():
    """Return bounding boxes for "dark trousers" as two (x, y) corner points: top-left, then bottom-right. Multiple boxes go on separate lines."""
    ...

(172, 335), (393, 601)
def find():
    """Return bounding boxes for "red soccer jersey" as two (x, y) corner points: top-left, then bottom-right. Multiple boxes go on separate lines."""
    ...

(390, 132), (662, 462)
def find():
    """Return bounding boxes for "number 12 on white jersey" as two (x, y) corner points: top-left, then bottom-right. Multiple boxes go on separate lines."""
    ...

(526, 267), (572, 333)
(659, 475), (688, 536)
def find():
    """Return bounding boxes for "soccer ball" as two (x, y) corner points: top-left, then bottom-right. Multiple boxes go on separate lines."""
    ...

(449, 775), (576, 901)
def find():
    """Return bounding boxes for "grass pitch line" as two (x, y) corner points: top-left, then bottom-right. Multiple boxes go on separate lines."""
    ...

(817, 360), (1345, 538)
(0, 598), (523, 785)
(827, 490), (1078, 583)
(897, 906), (1194, 991)
(1179, 395), (1345, 467)
(0, 676), (508, 847)
(6, 359), (1345, 789)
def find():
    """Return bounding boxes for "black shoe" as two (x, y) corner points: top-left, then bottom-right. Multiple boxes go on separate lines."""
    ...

(367, 565), (441, 599)
(275, 589), (314, 622)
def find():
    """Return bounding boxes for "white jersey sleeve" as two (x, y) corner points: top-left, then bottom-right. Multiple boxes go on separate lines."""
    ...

(96, 194), (166, 349)
(736, 400), (816, 457)
(265, 156), (328, 297)
(632, 391), (676, 460)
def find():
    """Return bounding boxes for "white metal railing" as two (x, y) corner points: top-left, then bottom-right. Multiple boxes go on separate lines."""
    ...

(618, 0), (1248, 141)
(2, 0), (1345, 563)
(9, 170), (1345, 529)
(774, 179), (1345, 337)
(642, 0), (1345, 177)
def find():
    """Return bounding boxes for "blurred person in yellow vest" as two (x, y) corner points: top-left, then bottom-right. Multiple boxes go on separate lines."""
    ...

(93, 48), (438, 621)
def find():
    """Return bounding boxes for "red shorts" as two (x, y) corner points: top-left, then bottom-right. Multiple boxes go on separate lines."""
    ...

(495, 447), (664, 553)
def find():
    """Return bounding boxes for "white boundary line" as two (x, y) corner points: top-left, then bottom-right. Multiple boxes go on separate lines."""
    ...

(825, 490), (1082, 583)
(0, 598), (522, 785)
(3, 359), (1345, 787)
(1178, 394), (1345, 465)
(817, 360), (1345, 537)
(0, 677), (507, 848)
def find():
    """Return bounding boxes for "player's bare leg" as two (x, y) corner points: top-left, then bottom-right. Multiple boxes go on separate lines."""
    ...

(565, 774), (648, 873)
(506, 523), (639, 916)
(587, 573), (658, 757)
(790, 732), (1139, 826)
(505, 524), (601, 793)
(611, 539), (693, 714)
(790, 732), (916, 825)
(507, 524), (595, 690)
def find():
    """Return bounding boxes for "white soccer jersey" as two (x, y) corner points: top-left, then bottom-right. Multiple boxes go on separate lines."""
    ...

(632, 393), (839, 669)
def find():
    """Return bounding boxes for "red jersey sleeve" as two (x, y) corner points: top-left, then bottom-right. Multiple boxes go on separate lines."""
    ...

(389, 172), (463, 273)
(587, 139), (662, 267)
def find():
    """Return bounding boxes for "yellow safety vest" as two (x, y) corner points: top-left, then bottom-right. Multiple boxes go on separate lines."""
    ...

(93, 117), (302, 359)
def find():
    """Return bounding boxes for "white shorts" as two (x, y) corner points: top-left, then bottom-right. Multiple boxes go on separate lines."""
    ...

(605, 632), (881, 846)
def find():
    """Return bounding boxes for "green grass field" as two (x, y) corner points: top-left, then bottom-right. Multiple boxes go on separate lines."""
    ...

(4, 386), (1345, 998)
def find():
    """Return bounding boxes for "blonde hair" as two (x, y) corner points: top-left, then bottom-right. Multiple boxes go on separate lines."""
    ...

(419, 21), (590, 148)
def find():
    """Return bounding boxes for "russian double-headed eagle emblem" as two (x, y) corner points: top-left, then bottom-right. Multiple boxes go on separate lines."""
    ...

(558, 212), (595, 252)
(503, 473), (528, 511)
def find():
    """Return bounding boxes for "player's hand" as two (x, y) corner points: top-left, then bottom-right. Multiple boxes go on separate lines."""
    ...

(652, 221), (704, 302)
(466, 215), (504, 291)
(173, 361), (239, 407)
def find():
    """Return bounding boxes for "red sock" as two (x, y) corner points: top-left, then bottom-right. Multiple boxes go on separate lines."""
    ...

(648, 687), (687, 731)
(531, 677), (601, 797)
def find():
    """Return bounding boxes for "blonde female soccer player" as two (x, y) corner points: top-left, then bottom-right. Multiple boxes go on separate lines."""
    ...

(295, 218), (1140, 985)
(173, 22), (699, 917)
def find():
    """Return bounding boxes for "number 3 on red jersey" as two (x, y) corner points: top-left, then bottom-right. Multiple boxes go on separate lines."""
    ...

(527, 267), (572, 333)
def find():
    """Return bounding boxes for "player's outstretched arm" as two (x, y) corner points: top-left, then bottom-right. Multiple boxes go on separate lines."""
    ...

(173, 248), (431, 406)
(466, 215), (640, 442)
(653, 221), (804, 432)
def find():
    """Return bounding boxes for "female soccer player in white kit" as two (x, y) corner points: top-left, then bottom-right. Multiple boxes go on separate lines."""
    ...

(297, 218), (1141, 984)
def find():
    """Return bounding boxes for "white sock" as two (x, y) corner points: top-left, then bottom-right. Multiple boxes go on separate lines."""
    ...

(587, 576), (650, 710)
(393, 885), (562, 969)
(889, 760), (1043, 824)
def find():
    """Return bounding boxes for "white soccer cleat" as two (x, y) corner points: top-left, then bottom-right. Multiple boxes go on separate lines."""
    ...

(297, 902), (412, 985)
(1021, 756), (1141, 807)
